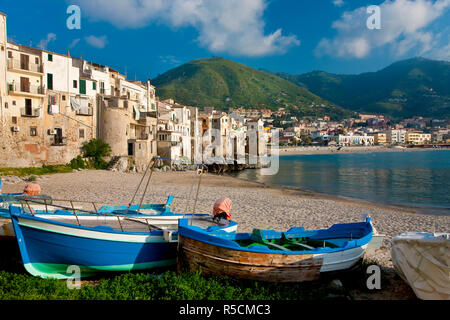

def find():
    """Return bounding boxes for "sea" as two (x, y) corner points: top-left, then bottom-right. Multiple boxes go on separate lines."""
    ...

(232, 149), (450, 215)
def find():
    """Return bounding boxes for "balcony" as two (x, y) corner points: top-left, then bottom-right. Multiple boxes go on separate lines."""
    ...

(20, 107), (41, 118)
(137, 133), (149, 141)
(8, 83), (45, 97)
(75, 107), (93, 116)
(7, 58), (43, 74)
(51, 136), (67, 146)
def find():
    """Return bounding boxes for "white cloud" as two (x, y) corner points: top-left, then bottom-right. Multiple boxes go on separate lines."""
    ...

(69, 38), (81, 49)
(37, 33), (56, 49)
(159, 55), (182, 66)
(85, 35), (108, 49)
(72, 0), (299, 57)
(316, 0), (450, 59)
(333, 0), (345, 7)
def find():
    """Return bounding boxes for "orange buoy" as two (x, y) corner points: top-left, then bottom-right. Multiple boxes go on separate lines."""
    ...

(23, 184), (41, 196)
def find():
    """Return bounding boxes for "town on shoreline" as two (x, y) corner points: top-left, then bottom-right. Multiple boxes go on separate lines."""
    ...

(1, 11), (449, 174)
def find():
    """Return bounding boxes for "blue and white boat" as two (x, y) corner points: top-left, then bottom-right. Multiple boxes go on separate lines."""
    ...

(9, 206), (238, 279)
(178, 217), (373, 283)
(0, 195), (190, 238)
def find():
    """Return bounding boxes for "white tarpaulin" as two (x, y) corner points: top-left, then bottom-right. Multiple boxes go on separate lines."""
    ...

(133, 105), (140, 121)
(391, 232), (450, 300)
(79, 98), (90, 115)
(70, 97), (81, 111)
(48, 105), (59, 115)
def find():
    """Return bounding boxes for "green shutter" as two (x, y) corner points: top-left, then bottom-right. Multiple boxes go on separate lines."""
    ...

(48, 54), (53, 61)
(47, 73), (53, 90)
(93, 81), (96, 90)
(79, 79), (86, 94)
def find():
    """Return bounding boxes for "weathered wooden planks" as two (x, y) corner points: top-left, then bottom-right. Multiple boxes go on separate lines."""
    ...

(178, 236), (324, 283)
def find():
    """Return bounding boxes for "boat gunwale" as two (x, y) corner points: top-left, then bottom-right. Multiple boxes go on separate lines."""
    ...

(178, 218), (373, 255)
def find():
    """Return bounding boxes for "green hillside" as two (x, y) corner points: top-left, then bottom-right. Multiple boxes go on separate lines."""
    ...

(275, 58), (450, 119)
(152, 57), (353, 119)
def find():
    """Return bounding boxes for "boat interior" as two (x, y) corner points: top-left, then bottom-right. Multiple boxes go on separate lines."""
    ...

(202, 222), (372, 251)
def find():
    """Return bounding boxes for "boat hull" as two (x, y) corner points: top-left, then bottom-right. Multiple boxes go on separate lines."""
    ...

(178, 236), (367, 282)
(10, 212), (177, 279)
(0, 216), (15, 239)
(0, 208), (210, 239)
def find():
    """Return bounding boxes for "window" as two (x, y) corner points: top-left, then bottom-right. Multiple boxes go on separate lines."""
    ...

(62, 95), (66, 101)
(4, 102), (8, 109)
(48, 54), (53, 61)
(93, 81), (96, 90)
(79, 129), (85, 139)
(49, 95), (57, 105)
(30, 127), (37, 136)
(12, 116), (17, 124)
(8, 51), (12, 58)
(79, 79), (86, 94)
(73, 80), (77, 88)
(35, 57), (39, 64)
(47, 73), (53, 90)
(12, 100), (16, 106)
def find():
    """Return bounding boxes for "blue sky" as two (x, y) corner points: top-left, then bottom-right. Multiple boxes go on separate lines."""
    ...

(1, 0), (449, 81)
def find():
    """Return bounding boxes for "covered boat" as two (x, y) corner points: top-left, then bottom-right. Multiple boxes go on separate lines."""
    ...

(391, 232), (450, 300)
(178, 217), (373, 282)
(9, 206), (238, 279)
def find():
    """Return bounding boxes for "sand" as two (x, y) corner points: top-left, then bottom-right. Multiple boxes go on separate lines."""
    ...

(3, 169), (449, 299)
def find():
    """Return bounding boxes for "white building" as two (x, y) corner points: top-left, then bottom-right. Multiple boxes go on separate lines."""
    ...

(388, 129), (407, 144)
(333, 133), (374, 146)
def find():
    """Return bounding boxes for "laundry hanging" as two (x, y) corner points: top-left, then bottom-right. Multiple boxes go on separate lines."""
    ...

(70, 97), (81, 111)
(48, 105), (60, 115)
(133, 105), (140, 121)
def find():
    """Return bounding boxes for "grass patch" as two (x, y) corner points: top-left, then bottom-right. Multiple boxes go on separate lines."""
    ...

(0, 269), (347, 300)
(0, 242), (355, 300)
(0, 165), (73, 177)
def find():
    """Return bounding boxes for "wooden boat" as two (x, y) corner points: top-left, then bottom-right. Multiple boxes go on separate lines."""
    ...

(1, 193), (52, 239)
(0, 195), (187, 239)
(178, 217), (373, 282)
(391, 232), (450, 300)
(9, 205), (238, 279)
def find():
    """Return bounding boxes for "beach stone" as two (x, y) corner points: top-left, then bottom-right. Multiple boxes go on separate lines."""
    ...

(3, 175), (23, 184)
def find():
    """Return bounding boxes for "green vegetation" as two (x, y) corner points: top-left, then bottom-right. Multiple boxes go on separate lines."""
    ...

(153, 57), (351, 119)
(275, 57), (450, 119)
(69, 155), (88, 170)
(81, 139), (112, 170)
(0, 243), (391, 300)
(0, 165), (73, 177)
(69, 139), (112, 170)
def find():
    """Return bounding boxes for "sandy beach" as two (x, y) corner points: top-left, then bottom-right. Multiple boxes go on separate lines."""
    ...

(3, 169), (449, 299)
(279, 145), (448, 155)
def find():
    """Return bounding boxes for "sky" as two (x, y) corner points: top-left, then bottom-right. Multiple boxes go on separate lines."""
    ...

(1, 0), (449, 81)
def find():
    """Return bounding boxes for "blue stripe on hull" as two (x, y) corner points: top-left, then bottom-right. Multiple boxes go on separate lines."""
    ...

(13, 219), (177, 277)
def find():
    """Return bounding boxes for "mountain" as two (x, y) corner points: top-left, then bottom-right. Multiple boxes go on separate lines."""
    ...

(274, 58), (450, 119)
(152, 57), (353, 119)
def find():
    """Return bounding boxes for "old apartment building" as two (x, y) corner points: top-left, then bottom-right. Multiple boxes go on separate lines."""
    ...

(0, 12), (158, 169)
(0, 11), (271, 170)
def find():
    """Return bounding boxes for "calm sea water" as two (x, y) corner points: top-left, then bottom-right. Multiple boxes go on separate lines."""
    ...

(233, 150), (450, 215)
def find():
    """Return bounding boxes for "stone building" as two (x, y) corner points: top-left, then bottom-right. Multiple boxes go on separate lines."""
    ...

(97, 69), (157, 171)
